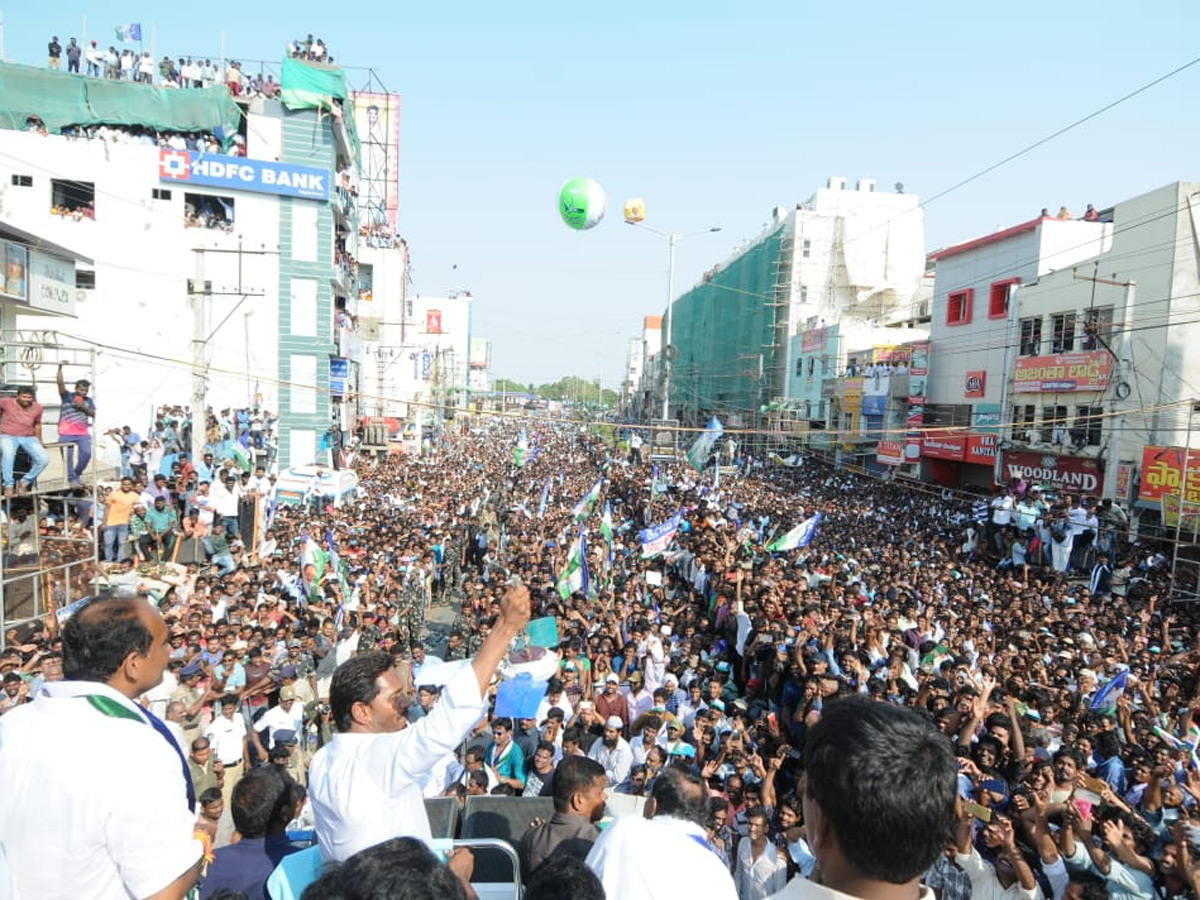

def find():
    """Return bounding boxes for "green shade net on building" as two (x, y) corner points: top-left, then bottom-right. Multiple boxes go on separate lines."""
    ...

(668, 227), (784, 419)
(280, 57), (359, 164)
(0, 61), (241, 136)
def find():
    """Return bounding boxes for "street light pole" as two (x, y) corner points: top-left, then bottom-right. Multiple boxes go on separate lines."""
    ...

(627, 222), (721, 424)
(663, 233), (676, 420)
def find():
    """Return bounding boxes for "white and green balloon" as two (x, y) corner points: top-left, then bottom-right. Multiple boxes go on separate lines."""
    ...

(558, 176), (606, 231)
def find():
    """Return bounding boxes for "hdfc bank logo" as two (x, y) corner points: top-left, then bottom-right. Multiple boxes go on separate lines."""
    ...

(159, 149), (191, 181)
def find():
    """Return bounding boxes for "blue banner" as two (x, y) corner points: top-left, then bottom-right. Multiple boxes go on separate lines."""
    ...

(159, 149), (330, 200)
(861, 394), (887, 416)
(330, 358), (349, 396)
(638, 512), (683, 558)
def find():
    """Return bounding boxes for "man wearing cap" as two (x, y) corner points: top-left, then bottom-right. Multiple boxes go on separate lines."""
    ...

(172, 661), (210, 748)
(594, 672), (630, 733)
(309, 582), (531, 861)
(587, 716), (634, 787)
(258, 685), (305, 752)
(0, 598), (204, 898)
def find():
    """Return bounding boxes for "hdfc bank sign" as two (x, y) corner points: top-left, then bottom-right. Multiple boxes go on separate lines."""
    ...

(1000, 450), (1101, 493)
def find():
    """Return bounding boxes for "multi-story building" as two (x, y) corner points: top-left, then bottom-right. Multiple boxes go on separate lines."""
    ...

(400, 293), (472, 428)
(664, 177), (927, 429)
(0, 58), (362, 469)
(997, 183), (1200, 519)
(923, 213), (1112, 487)
(633, 315), (662, 422)
(622, 335), (644, 414)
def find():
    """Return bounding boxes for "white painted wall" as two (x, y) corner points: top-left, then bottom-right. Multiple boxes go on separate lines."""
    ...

(0, 129), (283, 438)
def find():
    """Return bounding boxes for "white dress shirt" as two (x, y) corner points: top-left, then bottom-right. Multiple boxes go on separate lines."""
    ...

(736, 839), (789, 899)
(586, 814), (738, 900)
(770, 877), (936, 900)
(205, 711), (248, 765)
(587, 736), (634, 787)
(308, 662), (487, 861)
(0, 681), (202, 899)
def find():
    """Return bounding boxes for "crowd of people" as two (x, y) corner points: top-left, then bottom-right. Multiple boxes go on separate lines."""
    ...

(44, 32), (328, 97)
(0, 412), (1197, 900)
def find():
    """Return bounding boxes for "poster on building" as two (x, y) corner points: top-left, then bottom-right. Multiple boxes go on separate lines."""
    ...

(877, 440), (905, 466)
(972, 404), (1002, 434)
(802, 328), (825, 353)
(426, 309), (442, 334)
(329, 358), (349, 396)
(905, 404), (924, 460)
(1115, 461), (1135, 504)
(469, 337), (490, 369)
(2, 241), (28, 302)
(420, 350), (432, 381)
(1012, 350), (1110, 393)
(922, 431), (967, 461)
(964, 370), (986, 398)
(873, 345), (911, 365)
(999, 451), (1102, 494)
(1161, 493), (1200, 536)
(1138, 445), (1200, 504)
(27, 250), (77, 316)
(909, 341), (929, 375)
(350, 91), (402, 234)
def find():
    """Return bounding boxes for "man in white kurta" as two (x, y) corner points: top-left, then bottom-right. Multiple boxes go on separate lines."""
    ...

(0, 599), (202, 899)
(308, 582), (530, 862)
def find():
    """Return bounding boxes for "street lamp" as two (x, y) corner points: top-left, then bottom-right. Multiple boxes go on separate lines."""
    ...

(626, 221), (722, 421)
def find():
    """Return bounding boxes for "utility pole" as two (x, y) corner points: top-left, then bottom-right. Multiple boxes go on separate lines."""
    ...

(189, 252), (209, 467)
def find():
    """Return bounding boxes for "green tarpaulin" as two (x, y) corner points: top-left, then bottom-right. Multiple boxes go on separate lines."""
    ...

(0, 61), (241, 136)
(280, 57), (359, 164)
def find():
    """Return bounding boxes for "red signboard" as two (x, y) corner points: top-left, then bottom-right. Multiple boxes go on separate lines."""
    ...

(999, 450), (1102, 494)
(965, 370), (986, 398)
(1139, 446), (1200, 504)
(922, 431), (967, 461)
(965, 433), (996, 465)
(1013, 351), (1109, 393)
(877, 440), (905, 466)
(426, 309), (443, 334)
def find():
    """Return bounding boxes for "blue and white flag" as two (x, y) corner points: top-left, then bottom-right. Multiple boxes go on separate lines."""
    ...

(537, 479), (550, 519)
(766, 512), (823, 552)
(639, 512), (683, 559)
(115, 23), (142, 41)
(1090, 670), (1128, 711)
(686, 417), (723, 473)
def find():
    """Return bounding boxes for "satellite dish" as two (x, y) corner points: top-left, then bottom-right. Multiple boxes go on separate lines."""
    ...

(663, 344), (679, 361)
(894, 182), (905, 194)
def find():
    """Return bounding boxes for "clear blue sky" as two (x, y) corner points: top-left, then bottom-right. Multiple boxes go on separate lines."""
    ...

(6, 2), (1200, 387)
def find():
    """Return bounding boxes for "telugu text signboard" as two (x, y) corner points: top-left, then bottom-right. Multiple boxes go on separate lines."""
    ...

(159, 149), (330, 201)
(1012, 351), (1109, 393)
(1139, 446), (1200, 504)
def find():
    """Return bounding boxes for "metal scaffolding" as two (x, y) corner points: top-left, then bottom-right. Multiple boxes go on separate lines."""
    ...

(0, 336), (111, 648)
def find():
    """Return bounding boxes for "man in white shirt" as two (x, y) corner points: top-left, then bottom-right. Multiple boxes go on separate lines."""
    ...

(257, 685), (305, 750)
(736, 806), (789, 899)
(206, 694), (261, 809)
(587, 716), (633, 787)
(586, 764), (737, 899)
(309, 582), (530, 861)
(765, 696), (956, 900)
(211, 475), (242, 538)
(0, 598), (203, 899)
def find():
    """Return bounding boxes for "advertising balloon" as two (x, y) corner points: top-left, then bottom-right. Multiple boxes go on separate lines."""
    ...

(558, 176), (606, 231)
